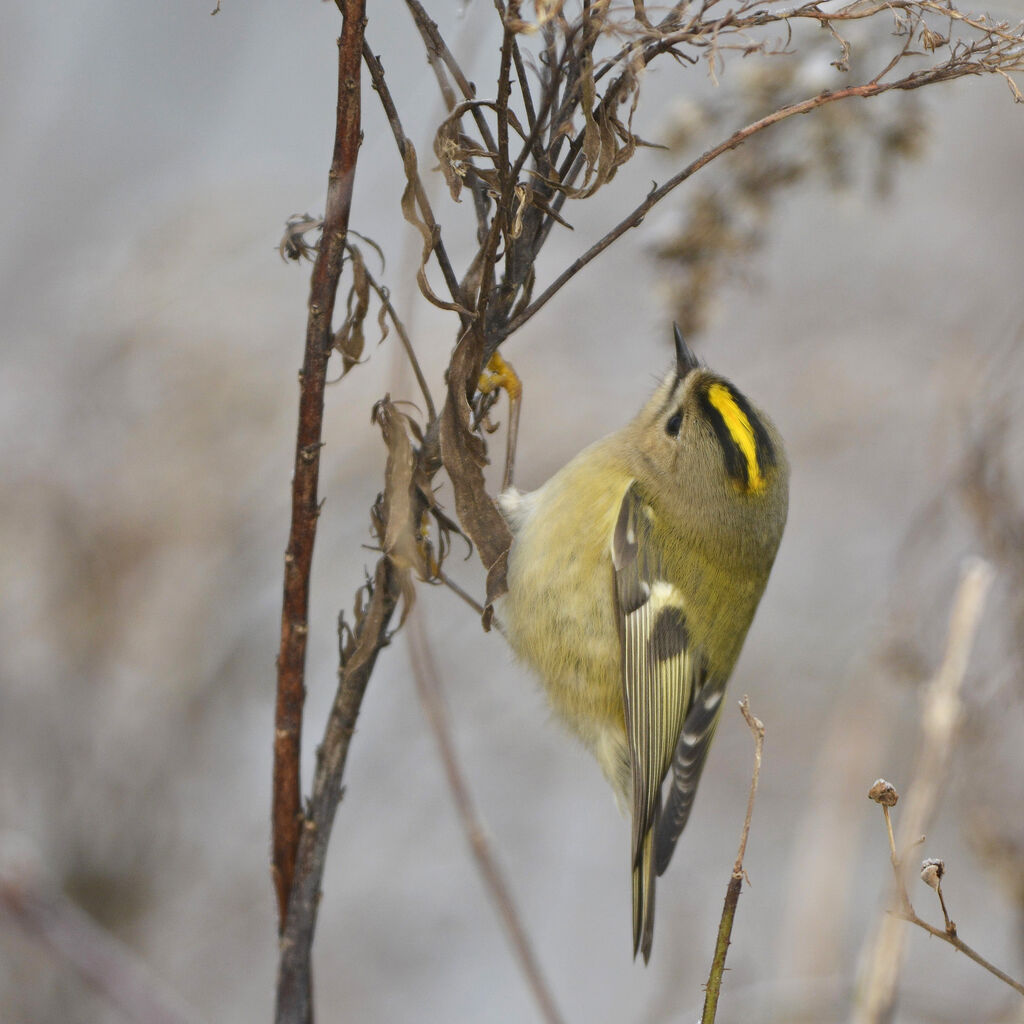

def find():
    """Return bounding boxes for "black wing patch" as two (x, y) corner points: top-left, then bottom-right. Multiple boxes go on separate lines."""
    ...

(654, 675), (724, 876)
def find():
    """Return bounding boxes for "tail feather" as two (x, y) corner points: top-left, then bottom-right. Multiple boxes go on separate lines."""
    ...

(632, 826), (656, 963)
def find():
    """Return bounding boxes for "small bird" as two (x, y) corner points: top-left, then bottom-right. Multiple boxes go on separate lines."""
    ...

(498, 326), (788, 962)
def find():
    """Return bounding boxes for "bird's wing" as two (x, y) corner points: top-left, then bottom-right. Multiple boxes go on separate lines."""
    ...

(654, 675), (724, 876)
(612, 483), (702, 949)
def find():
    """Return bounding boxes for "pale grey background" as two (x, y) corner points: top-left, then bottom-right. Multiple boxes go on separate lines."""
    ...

(2, 2), (1023, 1022)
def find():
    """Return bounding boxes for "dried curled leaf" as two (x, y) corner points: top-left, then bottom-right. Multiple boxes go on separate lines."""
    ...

(278, 214), (322, 262)
(371, 396), (470, 609)
(398, 139), (472, 316)
(434, 118), (468, 203)
(559, 54), (644, 200)
(439, 329), (513, 615)
(433, 100), (527, 207)
(333, 245), (370, 375)
(580, 53), (602, 180)
(510, 184), (531, 239)
(373, 396), (423, 576)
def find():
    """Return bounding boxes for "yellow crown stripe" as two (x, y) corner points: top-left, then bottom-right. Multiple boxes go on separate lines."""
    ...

(706, 383), (765, 493)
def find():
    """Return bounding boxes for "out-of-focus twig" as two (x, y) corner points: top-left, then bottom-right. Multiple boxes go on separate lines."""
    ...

(272, 0), (367, 931)
(406, 608), (565, 1024)
(855, 558), (1002, 1022)
(438, 569), (489, 619)
(357, 256), (437, 421)
(701, 696), (766, 1024)
(0, 859), (201, 1024)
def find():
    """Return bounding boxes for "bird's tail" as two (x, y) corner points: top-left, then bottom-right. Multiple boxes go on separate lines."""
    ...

(632, 826), (656, 963)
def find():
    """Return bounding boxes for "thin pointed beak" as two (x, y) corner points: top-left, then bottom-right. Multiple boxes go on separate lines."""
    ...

(673, 323), (699, 375)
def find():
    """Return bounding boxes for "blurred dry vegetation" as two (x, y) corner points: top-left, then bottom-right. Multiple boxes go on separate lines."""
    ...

(2, 1), (1024, 1022)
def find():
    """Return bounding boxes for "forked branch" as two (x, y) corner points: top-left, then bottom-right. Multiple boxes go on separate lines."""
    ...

(407, 610), (565, 1024)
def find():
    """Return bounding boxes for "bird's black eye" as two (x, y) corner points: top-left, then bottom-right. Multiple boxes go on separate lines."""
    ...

(665, 412), (682, 437)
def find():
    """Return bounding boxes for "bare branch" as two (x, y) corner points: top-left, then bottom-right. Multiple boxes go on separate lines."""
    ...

(404, 0), (497, 241)
(355, 251), (437, 421)
(362, 41), (472, 324)
(276, 558), (402, 1024)
(891, 904), (1024, 996)
(505, 58), (1021, 339)
(273, 0), (367, 931)
(438, 569), (489, 620)
(406, 0), (499, 153)
(701, 696), (766, 1024)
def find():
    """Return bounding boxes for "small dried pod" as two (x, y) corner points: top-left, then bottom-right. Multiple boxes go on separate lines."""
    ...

(920, 25), (947, 52)
(868, 779), (900, 807)
(278, 213), (322, 263)
(920, 857), (945, 890)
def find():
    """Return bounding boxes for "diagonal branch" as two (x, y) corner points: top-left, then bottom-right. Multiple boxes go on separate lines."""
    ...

(406, 609), (565, 1024)
(404, 0), (497, 243)
(362, 40), (472, 326)
(0, 867), (201, 1024)
(405, 0), (499, 154)
(502, 63), (1003, 340)
(273, 0), (367, 931)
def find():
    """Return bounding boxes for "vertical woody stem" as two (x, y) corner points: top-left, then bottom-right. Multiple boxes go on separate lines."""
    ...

(273, 0), (367, 931)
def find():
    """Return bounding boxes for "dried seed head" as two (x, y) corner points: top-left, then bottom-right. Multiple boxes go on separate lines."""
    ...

(920, 25), (947, 52)
(868, 779), (900, 807)
(920, 858), (945, 889)
(278, 213), (322, 263)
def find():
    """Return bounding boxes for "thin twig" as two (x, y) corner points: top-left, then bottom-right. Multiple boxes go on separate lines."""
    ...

(273, 0), (367, 931)
(0, 868), (201, 1024)
(701, 696), (766, 1024)
(496, 26), (516, 220)
(403, 0), (497, 242)
(891, 905), (1024, 996)
(504, 63), (1019, 340)
(883, 804), (898, 864)
(438, 570), (488, 618)
(510, 35), (540, 140)
(405, 0), (499, 154)
(933, 877), (954, 935)
(855, 559), (1000, 1023)
(362, 40), (471, 326)
(406, 608), (565, 1024)
(360, 266), (437, 421)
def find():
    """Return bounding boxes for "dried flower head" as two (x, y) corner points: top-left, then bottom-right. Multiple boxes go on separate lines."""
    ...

(868, 779), (900, 806)
(920, 857), (946, 889)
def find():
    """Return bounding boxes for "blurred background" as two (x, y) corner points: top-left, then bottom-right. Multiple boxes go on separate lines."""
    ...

(1, 2), (1022, 1022)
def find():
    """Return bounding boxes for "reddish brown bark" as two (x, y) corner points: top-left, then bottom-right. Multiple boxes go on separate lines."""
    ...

(273, 0), (367, 932)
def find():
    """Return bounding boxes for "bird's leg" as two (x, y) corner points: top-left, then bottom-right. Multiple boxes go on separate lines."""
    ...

(477, 350), (522, 492)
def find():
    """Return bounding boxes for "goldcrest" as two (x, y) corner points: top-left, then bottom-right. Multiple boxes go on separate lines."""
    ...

(499, 326), (789, 962)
